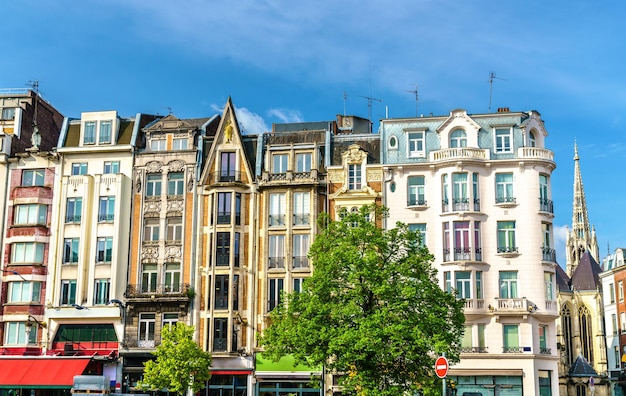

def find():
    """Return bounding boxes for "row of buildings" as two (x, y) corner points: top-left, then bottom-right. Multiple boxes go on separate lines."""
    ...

(0, 88), (619, 396)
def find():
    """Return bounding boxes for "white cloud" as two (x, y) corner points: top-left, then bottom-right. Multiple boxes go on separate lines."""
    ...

(267, 108), (303, 124)
(554, 224), (569, 267)
(235, 107), (269, 136)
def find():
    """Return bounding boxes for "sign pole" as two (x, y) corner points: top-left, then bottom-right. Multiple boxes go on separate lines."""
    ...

(435, 353), (449, 396)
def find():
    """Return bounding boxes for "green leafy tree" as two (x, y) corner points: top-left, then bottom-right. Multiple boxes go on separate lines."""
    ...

(142, 322), (212, 395)
(260, 205), (465, 396)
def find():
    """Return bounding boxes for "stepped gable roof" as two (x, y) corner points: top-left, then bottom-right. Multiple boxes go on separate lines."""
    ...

(555, 264), (571, 292)
(570, 250), (602, 291)
(568, 354), (598, 377)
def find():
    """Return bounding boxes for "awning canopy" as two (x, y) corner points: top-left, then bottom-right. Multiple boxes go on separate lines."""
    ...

(0, 357), (91, 388)
(255, 353), (321, 379)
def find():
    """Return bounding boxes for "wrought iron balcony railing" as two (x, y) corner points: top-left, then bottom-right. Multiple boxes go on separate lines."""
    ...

(542, 247), (556, 262)
(125, 283), (191, 298)
(495, 196), (516, 204)
(539, 198), (554, 213)
(460, 346), (488, 353)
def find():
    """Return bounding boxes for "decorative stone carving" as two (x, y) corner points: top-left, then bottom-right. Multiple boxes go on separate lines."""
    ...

(328, 169), (344, 183)
(167, 160), (185, 173)
(141, 247), (159, 261)
(144, 200), (162, 214)
(367, 169), (383, 182)
(187, 168), (195, 192)
(146, 161), (163, 173)
(167, 199), (184, 213)
(165, 245), (182, 260)
(344, 144), (367, 164)
(134, 169), (143, 193)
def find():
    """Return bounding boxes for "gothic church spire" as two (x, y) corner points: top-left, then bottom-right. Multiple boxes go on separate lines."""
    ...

(566, 143), (599, 276)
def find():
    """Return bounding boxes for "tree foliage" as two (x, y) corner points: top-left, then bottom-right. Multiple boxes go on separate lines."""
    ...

(260, 205), (465, 395)
(142, 322), (212, 395)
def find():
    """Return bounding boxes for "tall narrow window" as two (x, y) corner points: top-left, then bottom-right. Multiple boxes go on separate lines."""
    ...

(495, 173), (515, 203)
(141, 264), (157, 293)
(529, 131), (537, 147)
(348, 164), (362, 190)
(407, 176), (426, 206)
(234, 193), (241, 225)
(539, 174), (551, 212)
(139, 313), (156, 346)
(99, 120), (112, 143)
(452, 173), (468, 210)
(579, 305), (594, 364)
(293, 192), (310, 225)
(497, 221), (516, 253)
(441, 174), (449, 212)
(60, 280), (77, 305)
(444, 272), (452, 293)
(499, 271), (518, 299)
(84, 121), (96, 144)
(146, 174), (162, 196)
(164, 263), (181, 292)
(408, 223), (426, 247)
(544, 272), (554, 301)
(442, 222), (450, 261)
(232, 275), (239, 310)
(453, 221), (470, 260)
(63, 238), (79, 264)
(269, 193), (286, 226)
(268, 278), (284, 311)
(233, 232), (240, 267)
(215, 275), (229, 309)
(296, 153), (312, 172)
(474, 221), (482, 261)
(293, 234), (310, 268)
(167, 172), (184, 196)
(216, 232), (230, 266)
(96, 237), (113, 263)
(609, 283), (615, 304)
(475, 271), (483, 299)
(94, 279), (110, 305)
(503, 324), (519, 352)
(98, 196), (115, 222)
(217, 192), (232, 224)
(22, 169), (45, 186)
(539, 325), (548, 353)
(455, 271), (471, 299)
(220, 152), (236, 181)
(269, 235), (285, 269)
(472, 173), (480, 211)
(213, 318), (227, 351)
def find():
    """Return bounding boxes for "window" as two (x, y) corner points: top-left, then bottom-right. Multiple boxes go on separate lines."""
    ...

(442, 222), (450, 261)
(455, 271), (471, 299)
(495, 173), (515, 203)
(99, 120), (112, 143)
(139, 313), (156, 344)
(348, 164), (362, 190)
(407, 176), (425, 206)
(234, 233), (240, 267)
(453, 221), (470, 260)
(539, 325), (548, 352)
(442, 174), (449, 212)
(615, 346), (621, 369)
(71, 163), (87, 175)
(167, 217), (182, 241)
(144, 219), (160, 241)
(141, 264), (157, 293)
(494, 127), (512, 153)
(461, 325), (472, 351)
(1, 107), (15, 120)
(84, 121), (96, 144)
(499, 271), (518, 299)
(503, 324), (520, 352)
(60, 280), (77, 305)
(293, 234), (309, 268)
(98, 196), (115, 222)
(146, 174), (162, 196)
(66, 197), (82, 223)
(217, 192), (232, 224)
(542, 223), (555, 261)
(63, 238), (79, 264)
(4, 322), (36, 345)
(215, 275), (229, 309)
(232, 274), (239, 310)
(172, 137), (188, 150)
(103, 161), (120, 174)
(444, 271), (452, 293)
(620, 281), (624, 302)
(476, 271), (483, 299)
(293, 278), (304, 293)
(472, 173), (480, 211)
(296, 153), (312, 172)
(609, 283), (615, 304)
(529, 131), (536, 147)
(388, 136), (398, 150)
(621, 312), (626, 333)
(21, 169), (45, 186)
(293, 192), (310, 225)
(408, 223), (426, 247)
(213, 318), (227, 351)
(164, 263), (181, 292)
(408, 131), (425, 157)
(14, 204), (47, 225)
(269, 193), (286, 226)
(452, 173), (468, 210)
(612, 313), (618, 335)
(268, 278), (284, 311)
(216, 232), (230, 266)
(544, 272), (554, 300)
(93, 279), (110, 305)
(272, 154), (288, 173)
(269, 235), (285, 269)
(167, 172), (184, 196)
(96, 237), (113, 263)
(151, 139), (166, 151)
(163, 313), (178, 329)
(8, 281), (41, 303)
(450, 129), (467, 148)
(11, 242), (44, 264)
(539, 174), (552, 212)
(234, 193), (241, 225)
(474, 221), (482, 261)
(220, 152), (236, 181)
(497, 221), (517, 253)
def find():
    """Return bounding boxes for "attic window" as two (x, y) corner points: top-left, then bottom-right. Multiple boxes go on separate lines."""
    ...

(388, 136), (398, 150)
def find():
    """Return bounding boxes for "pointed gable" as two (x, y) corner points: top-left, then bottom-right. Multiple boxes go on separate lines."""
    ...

(436, 109), (482, 148)
(555, 264), (571, 292)
(568, 353), (598, 377)
(570, 251), (602, 291)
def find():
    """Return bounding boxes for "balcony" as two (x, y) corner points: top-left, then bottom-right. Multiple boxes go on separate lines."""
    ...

(497, 246), (519, 257)
(495, 297), (529, 312)
(431, 148), (490, 162)
(259, 169), (325, 187)
(125, 283), (191, 299)
(407, 198), (427, 209)
(98, 213), (115, 222)
(293, 214), (310, 226)
(217, 212), (231, 224)
(454, 247), (472, 261)
(540, 347), (551, 355)
(518, 147), (554, 162)
(452, 198), (469, 212)
(206, 171), (243, 184)
(293, 256), (309, 269)
(463, 298), (485, 311)
(542, 247), (556, 262)
(124, 334), (161, 349)
(539, 198), (554, 214)
(65, 215), (82, 223)
(269, 257), (285, 269)
(442, 248), (451, 262)
(495, 196), (517, 207)
(460, 346), (488, 353)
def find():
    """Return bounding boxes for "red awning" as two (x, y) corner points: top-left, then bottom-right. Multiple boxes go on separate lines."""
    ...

(0, 357), (91, 388)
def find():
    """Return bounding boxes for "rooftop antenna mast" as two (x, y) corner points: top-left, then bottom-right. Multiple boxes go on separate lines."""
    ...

(343, 92), (348, 116)
(359, 94), (382, 124)
(488, 72), (506, 112)
(406, 85), (419, 117)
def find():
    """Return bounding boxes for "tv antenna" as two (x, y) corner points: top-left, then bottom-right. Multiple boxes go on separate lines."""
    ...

(406, 85), (419, 116)
(359, 94), (382, 124)
(488, 72), (506, 112)
(343, 92), (348, 116)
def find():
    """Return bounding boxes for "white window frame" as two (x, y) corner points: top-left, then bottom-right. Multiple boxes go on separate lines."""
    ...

(93, 278), (110, 305)
(99, 120), (112, 144)
(4, 322), (36, 345)
(83, 121), (96, 144)
(60, 279), (77, 305)
(450, 129), (467, 148)
(11, 242), (44, 264)
(407, 131), (425, 158)
(172, 137), (188, 150)
(269, 235), (285, 269)
(14, 204), (47, 226)
(495, 173), (514, 203)
(455, 271), (471, 299)
(499, 271), (518, 299)
(292, 234), (309, 268)
(293, 192), (310, 226)
(151, 139), (166, 151)
(103, 161), (120, 174)
(269, 193), (286, 226)
(8, 281), (41, 303)
(348, 163), (362, 190)
(146, 174), (162, 196)
(295, 152), (312, 172)
(272, 154), (288, 173)
(21, 169), (45, 186)
(494, 127), (513, 153)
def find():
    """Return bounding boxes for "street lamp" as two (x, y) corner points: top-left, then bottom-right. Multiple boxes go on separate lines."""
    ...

(24, 315), (47, 341)
(1, 269), (26, 281)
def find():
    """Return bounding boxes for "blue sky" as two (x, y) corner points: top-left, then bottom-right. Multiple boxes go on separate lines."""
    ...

(2, 1), (625, 266)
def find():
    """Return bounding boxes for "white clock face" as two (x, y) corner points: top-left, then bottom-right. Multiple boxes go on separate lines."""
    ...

(344, 118), (351, 127)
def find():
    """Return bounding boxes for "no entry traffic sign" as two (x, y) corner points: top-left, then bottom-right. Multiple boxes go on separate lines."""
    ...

(435, 356), (449, 378)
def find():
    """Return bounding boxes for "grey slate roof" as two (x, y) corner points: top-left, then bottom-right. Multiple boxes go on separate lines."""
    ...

(555, 263), (571, 292)
(568, 354), (598, 377)
(570, 251), (602, 291)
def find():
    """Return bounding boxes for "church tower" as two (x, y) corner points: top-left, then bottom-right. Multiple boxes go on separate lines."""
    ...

(565, 143), (599, 276)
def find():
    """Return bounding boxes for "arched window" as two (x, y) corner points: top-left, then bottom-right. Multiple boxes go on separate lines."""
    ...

(579, 305), (594, 364)
(450, 129), (467, 148)
(561, 304), (574, 365)
(529, 131), (537, 147)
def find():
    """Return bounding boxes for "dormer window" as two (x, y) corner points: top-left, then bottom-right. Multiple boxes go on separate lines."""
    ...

(407, 131), (425, 158)
(272, 154), (288, 174)
(348, 164), (362, 190)
(99, 120), (112, 144)
(151, 139), (166, 151)
(84, 121), (96, 144)
(173, 137), (188, 150)
(450, 129), (467, 148)
(494, 127), (513, 153)
(529, 131), (536, 147)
